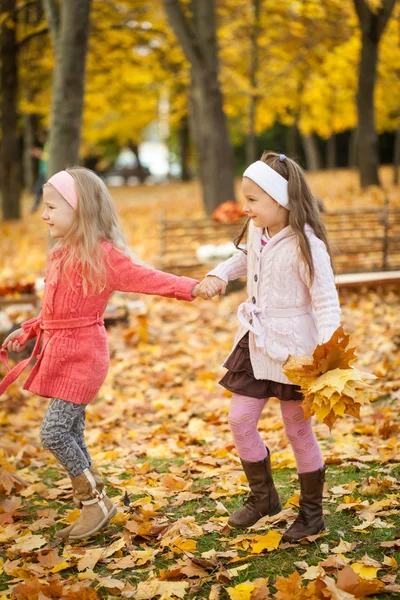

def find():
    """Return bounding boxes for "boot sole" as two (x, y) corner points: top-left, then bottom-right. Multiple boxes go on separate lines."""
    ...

(68, 506), (117, 541)
(228, 503), (282, 529)
(55, 523), (76, 540)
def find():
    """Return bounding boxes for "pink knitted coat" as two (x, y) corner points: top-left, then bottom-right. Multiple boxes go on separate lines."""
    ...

(0, 241), (198, 404)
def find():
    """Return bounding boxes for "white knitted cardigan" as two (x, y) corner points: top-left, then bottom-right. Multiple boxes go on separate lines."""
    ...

(208, 222), (341, 384)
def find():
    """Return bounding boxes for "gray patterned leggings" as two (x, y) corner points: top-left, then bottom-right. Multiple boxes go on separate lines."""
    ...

(40, 398), (92, 478)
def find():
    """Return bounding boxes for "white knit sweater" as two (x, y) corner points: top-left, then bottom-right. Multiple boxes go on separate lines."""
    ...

(208, 222), (341, 384)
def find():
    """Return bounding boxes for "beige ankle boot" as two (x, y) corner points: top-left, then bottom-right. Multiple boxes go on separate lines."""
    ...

(57, 466), (116, 541)
(54, 483), (83, 540)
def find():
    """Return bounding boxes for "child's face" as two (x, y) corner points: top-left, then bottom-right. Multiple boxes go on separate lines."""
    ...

(241, 177), (288, 232)
(41, 185), (75, 238)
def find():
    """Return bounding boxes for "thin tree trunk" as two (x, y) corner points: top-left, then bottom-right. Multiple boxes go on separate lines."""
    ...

(326, 135), (336, 170)
(301, 133), (321, 171)
(246, 0), (260, 165)
(1, 0), (22, 220)
(394, 125), (400, 186)
(23, 113), (35, 192)
(288, 123), (299, 157)
(178, 114), (191, 181)
(348, 127), (358, 167)
(163, 0), (235, 214)
(43, 0), (92, 176)
(353, 0), (396, 188)
(129, 142), (147, 183)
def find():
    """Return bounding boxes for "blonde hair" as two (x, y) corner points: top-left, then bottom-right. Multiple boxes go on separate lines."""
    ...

(235, 151), (334, 284)
(49, 167), (132, 295)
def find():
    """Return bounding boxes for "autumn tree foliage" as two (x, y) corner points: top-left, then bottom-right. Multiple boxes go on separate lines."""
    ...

(2, 0), (400, 221)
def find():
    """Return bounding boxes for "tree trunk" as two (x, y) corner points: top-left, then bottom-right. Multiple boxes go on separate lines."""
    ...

(353, 0), (396, 188)
(178, 114), (191, 181)
(163, 0), (235, 213)
(23, 113), (36, 193)
(287, 123), (299, 157)
(326, 135), (336, 169)
(348, 127), (358, 168)
(129, 142), (147, 183)
(246, 0), (260, 165)
(357, 34), (380, 186)
(189, 74), (236, 213)
(43, 0), (92, 177)
(394, 125), (400, 186)
(0, 0), (22, 221)
(301, 133), (321, 171)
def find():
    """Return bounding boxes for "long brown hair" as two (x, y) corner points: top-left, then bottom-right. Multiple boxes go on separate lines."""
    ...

(49, 167), (133, 295)
(234, 151), (333, 284)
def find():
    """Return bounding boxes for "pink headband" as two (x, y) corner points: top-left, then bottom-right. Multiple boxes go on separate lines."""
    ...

(47, 170), (78, 210)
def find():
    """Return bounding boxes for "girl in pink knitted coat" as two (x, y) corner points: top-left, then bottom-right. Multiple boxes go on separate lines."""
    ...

(0, 167), (205, 541)
(198, 151), (341, 541)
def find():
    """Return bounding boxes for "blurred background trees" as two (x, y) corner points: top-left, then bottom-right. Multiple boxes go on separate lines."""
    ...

(0, 0), (399, 220)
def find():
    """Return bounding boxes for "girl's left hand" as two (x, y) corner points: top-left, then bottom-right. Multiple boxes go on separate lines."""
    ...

(191, 284), (211, 300)
(198, 276), (227, 298)
(2, 328), (27, 353)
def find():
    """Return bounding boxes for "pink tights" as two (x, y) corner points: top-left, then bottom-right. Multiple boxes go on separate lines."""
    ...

(228, 394), (324, 473)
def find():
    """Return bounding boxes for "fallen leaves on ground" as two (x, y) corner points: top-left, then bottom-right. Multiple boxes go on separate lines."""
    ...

(0, 174), (399, 598)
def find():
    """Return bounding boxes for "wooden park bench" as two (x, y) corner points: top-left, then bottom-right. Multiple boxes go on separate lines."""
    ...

(158, 203), (400, 287)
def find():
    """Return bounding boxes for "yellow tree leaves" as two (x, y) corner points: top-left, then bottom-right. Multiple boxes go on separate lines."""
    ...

(227, 578), (270, 600)
(283, 326), (377, 429)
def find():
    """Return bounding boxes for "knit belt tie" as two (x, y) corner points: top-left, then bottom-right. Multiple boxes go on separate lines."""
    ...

(0, 314), (104, 396)
(237, 301), (312, 349)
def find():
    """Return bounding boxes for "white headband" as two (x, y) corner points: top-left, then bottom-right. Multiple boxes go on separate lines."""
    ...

(243, 160), (289, 210)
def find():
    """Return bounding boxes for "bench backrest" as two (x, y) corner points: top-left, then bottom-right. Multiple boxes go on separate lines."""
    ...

(159, 206), (400, 279)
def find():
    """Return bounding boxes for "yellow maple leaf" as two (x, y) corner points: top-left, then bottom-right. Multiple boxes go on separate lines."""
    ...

(172, 537), (197, 553)
(332, 538), (357, 554)
(250, 530), (282, 553)
(350, 562), (381, 580)
(283, 327), (376, 429)
(135, 580), (189, 600)
(227, 578), (270, 600)
(227, 581), (258, 600)
(284, 493), (300, 509)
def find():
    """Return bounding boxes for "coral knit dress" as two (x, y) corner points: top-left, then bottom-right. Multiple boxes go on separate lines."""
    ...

(0, 241), (199, 404)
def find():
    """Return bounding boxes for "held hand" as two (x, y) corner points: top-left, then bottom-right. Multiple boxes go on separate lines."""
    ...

(198, 276), (227, 299)
(192, 283), (213, 300)
(2, 328), (27, 353)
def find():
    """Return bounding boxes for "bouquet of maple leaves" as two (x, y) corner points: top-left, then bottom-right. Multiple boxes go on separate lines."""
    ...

(283, 326), (377, 430)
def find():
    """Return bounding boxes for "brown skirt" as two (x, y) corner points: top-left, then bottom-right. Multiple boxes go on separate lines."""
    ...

(219, 332), (304, 401)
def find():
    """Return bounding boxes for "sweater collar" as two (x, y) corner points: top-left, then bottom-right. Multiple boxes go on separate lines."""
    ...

(252, 223), (294, 253)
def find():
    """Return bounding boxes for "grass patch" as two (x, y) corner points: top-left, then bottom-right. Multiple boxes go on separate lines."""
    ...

(1, 463), (399, 598)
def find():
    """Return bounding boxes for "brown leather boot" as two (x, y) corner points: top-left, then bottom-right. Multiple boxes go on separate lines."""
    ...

(58, 467), (116, 541)
(54, 466), (106, 540)
(282, 466), (326, 542)
(228, 449), (282, 528)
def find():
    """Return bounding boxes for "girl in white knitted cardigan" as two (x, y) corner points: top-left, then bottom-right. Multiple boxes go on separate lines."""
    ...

(198, 151), (341, 541)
